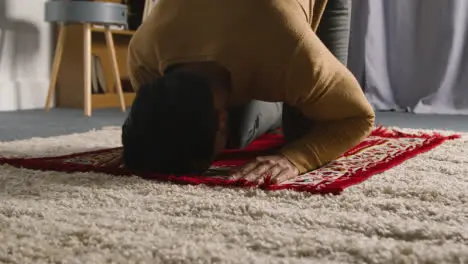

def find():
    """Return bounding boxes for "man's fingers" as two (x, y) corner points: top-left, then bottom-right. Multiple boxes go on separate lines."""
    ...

(230, 162), (259, 179)
(271, 169), (297, 184)
(254, 156), (269, 162)
(261, 166), (281, 183)
(229, 155), (300, 185)
(254, 174), (267, 185)
(247, 165), (283, 185)
(244, 164), (271, 181)
(230, 157), (272, 179)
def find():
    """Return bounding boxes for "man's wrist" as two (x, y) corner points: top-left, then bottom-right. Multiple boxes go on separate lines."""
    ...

(277, 153), (300, 175)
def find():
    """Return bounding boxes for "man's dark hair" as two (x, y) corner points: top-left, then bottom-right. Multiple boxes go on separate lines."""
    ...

(122, 71), (218, 175)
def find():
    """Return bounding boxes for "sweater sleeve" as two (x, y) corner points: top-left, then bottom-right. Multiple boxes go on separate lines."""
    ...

(279, 29), (375, 174)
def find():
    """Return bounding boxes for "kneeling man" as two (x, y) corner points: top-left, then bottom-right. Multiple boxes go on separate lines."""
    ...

(122, 0), (375, 184)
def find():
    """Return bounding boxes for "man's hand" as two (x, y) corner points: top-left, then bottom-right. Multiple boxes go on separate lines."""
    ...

(229, 155), (299, 185)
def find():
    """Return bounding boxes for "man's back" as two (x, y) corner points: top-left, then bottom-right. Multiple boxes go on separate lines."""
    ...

(128, 0), (328, 101)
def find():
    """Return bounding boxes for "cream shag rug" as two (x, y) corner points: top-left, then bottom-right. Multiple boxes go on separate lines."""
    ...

(0, 127), (467, 264)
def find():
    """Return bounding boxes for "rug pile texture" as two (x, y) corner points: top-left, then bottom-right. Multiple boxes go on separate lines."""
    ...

(0, 127), (467, 263)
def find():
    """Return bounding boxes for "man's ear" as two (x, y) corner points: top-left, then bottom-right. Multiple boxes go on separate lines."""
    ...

(216, 109), (228, 131)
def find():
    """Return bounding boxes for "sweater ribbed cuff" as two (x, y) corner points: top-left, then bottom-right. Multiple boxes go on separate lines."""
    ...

(279, 143), (320, 174)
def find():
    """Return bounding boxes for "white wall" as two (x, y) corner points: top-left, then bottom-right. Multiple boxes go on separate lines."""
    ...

(0, 0), (52, 111)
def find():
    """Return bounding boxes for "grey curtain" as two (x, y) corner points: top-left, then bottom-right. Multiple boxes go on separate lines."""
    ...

(348, 0), (468, 114)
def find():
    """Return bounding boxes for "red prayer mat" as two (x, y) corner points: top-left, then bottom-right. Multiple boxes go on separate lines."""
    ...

(0, 127), (460, 194)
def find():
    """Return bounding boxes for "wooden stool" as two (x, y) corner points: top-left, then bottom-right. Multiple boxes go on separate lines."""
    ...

(44, 0), (128, 116)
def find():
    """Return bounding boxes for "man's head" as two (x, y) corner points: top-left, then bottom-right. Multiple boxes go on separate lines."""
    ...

(122, 69), (229, 175)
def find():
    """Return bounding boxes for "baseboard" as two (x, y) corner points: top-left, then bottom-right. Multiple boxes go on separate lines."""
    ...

(0, 79), (50, 111)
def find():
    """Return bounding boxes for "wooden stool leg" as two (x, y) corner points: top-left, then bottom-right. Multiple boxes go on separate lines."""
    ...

(104, 26), (126, 112)
(83, 23), (92, 117)
(45, 23), (67, 111)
